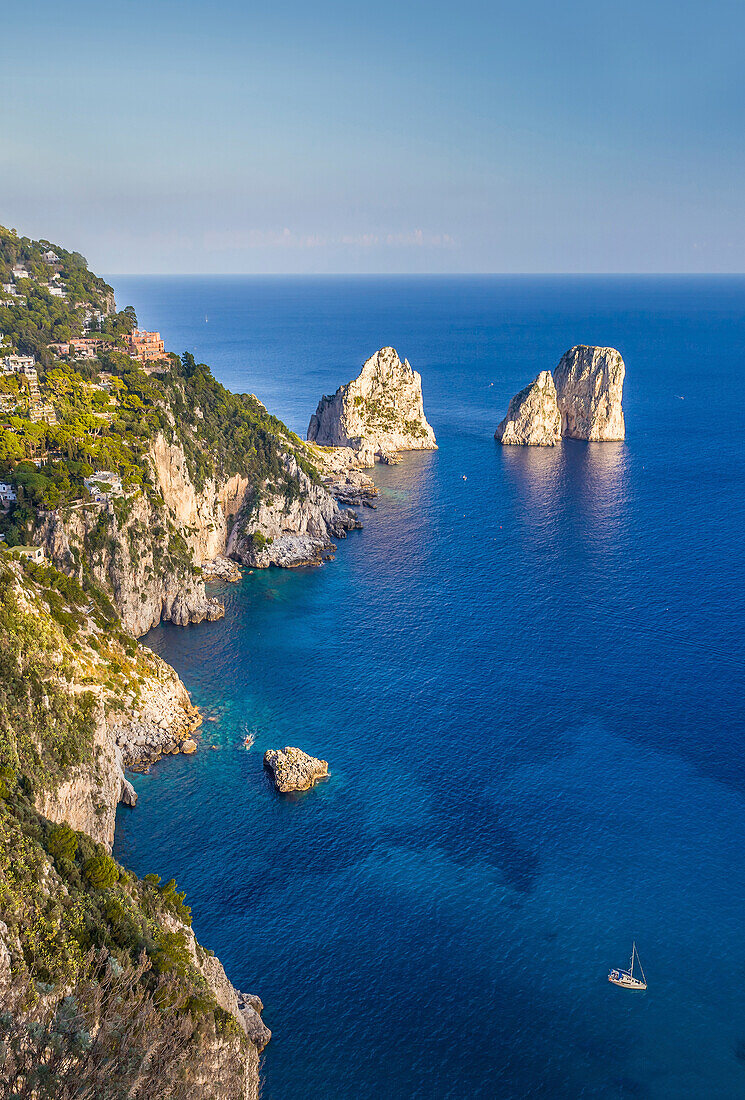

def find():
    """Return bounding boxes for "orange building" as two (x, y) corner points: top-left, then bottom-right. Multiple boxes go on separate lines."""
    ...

(122, 330), (167, 363)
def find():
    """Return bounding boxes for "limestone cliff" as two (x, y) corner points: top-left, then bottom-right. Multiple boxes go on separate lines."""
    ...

(307, 346), (437, 460)
(35, 491), (224, 638)
(227, 453), (361, 568)
(494, 370), (562, 446)
(553, 345), (626, 441)
(0, 556), (267, 1098)
(496, 345), (626, 446)
(35, 432), (359, 633)
(0, 560), (204, 847)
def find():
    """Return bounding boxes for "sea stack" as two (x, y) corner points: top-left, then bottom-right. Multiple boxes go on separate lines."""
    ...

(494, 370), (562, 446)
(263, 747), (329, 793)
(307, 346), (436, 462)
(495, 345), (625, 445)
(553, 345), (625, 441)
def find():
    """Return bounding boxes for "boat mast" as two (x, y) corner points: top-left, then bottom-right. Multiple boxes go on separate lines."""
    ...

(631, 942), (636, 977)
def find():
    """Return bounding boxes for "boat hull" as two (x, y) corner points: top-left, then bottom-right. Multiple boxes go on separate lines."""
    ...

(608, 970), (646, 990)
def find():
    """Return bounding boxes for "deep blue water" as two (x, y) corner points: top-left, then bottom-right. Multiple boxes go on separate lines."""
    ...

(111, 276), (745, 1098)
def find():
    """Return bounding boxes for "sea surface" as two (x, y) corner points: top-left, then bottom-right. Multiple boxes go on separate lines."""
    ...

(110, 275), (745, 1099)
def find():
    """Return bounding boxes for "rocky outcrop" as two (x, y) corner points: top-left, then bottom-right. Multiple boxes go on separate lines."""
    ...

(496, 346), (626, 446)
(554, 345), (625, 441)
(36, 433), (361, 629)
(264, 747), (329, 793)
(495, 370), (562, 446)
(201, 555), (243, 582)
(35, 492), (224, 638)
(237, 992), (272, 1052)
(111, 651), (203, 772)
(307, 346), (437, 461)
(306, 444), (379, 507)
(228, 454), (361, 568)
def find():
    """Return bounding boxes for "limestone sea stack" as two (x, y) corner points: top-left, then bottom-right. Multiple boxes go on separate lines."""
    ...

(495, 345), (625, 446)
(307, 346), (437, 462)
(494, 370), (562, 446)
(263, 746), (329, 793)
(553, 345), (625, 441)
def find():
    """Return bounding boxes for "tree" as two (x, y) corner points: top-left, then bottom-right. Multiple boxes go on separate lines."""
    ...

(82, 853), (119, 889)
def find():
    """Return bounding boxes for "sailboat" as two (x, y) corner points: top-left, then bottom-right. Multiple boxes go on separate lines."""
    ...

(608, 942), (647, 990)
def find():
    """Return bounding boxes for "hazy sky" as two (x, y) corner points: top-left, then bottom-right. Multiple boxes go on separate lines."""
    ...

(2, 0), (743, 273)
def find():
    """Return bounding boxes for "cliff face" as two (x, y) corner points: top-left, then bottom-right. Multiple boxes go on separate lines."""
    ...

(496, 346), (626, 446)
(35, 491), (224, 638)
(0, 558), (266, 1098)
(554, 345), (626, 441)
(35, 698), (121, 849)
(228, 453), (361, 568)
(307, 346), (437, 460)
(36, 433), (357, 633)
(495, 370), (562, 446)
(0, 560), (206, 847)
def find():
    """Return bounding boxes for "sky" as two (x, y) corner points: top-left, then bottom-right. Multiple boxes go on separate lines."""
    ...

(1, 0), (743, 274)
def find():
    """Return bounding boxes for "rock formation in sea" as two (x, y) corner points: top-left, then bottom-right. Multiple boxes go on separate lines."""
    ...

(495, 345), (626, 446)
(553, 345), (626, 441)
(494, 370), (562, 446)
(263, 746), (329, 792)
(307, 346), (437, 462)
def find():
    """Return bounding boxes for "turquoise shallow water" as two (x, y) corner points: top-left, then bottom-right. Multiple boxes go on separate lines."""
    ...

(111, 276), (745, 1098)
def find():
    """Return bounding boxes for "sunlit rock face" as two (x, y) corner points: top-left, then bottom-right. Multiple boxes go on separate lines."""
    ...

(553, 345), (626, 441)
(494, 370), (562, 446)
(496, 346), (625, 446)
(307, 346), (437, 460)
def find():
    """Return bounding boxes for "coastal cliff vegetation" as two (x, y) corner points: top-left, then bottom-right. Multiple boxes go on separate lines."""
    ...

(0, 556), (249, 1097)
(0, 227), (287, 1096)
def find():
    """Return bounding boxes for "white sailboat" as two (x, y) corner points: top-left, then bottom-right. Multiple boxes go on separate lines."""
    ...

(608, 942), (646, 990)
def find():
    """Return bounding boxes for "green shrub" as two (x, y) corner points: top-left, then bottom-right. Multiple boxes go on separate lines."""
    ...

(83, 853), (119, 889)
(47, 822), (78, 863)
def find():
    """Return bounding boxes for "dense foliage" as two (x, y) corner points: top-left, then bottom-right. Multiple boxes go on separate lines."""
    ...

(0, 224), (319, 551)
(0, 227), (135, 366)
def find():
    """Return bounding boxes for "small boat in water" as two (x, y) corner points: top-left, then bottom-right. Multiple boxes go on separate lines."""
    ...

(609, 942), (647, 990)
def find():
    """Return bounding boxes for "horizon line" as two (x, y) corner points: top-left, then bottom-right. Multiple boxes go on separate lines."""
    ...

(103, 270), (745, 278)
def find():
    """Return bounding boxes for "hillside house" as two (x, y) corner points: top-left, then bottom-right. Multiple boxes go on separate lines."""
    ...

(1, 355), (36, 374)
(15, 546), (46, 564)
(0, 483), (17, 506)
(84, 470), (123, 500)
(122, 330), (167, 364)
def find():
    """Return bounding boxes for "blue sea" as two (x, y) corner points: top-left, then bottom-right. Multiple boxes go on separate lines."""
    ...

(111, 276), (745, 1099)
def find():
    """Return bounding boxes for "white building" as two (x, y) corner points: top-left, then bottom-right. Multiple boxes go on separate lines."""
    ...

(11, 265), (30, 280)
(0, 355), (36, 374)
(48, 287), (66, 298)
(15, 546), (45, 564)
(84, 470), (123, 500)
(42, 250), (60, 263)
(2, 284), (18, 296)
(0, 483), (17, 505)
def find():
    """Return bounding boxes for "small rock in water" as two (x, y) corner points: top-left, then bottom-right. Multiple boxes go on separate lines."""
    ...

(120, 777), (138, 807)
(181, 739), (197, 754)
(263, 746), (329, 793)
